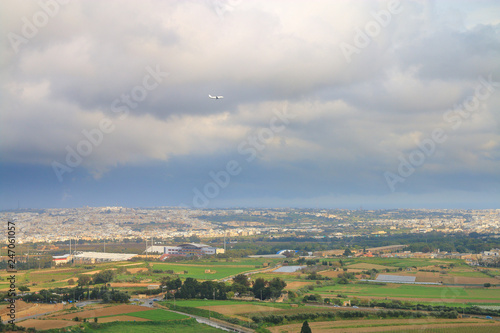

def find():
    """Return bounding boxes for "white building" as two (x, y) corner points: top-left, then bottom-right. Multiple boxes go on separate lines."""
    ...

(161, 243), (223, 258)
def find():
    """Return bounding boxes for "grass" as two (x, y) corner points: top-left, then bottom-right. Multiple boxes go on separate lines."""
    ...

(150, 263), (258, 280)
(161, 299), (293, 312)
(162, 299), (257, 307)
(250, 273), (304, 281)
(118, 309), (189, 321)
(82, 318), (225, 332)
(449, 270), (495, 278)
(172, 258), (281, 266)
(340, 257), (459, 268)
(311, 282), (500, 301)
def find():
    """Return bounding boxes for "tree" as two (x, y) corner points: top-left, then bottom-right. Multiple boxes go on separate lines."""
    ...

(232, 282), (249, 295)
(93, 270), (115, 284)
(167, 278), (182, 291)
(343, 248), (352, 257)
(268, 277), (287, 299)
(68, 279), (75, 285)
(159, 276), (171, 288)
(233, 274), (250, 287)
(199, 281), (216, 299)
(252, 278), (267, 300)
(179, 278), (199, 299)
(18, 286), (30, 292)
(484, 283), (491, 288)
(110, 290), (130, 303)
(301, 320), (312, 333)
(101, 292), (110, 303)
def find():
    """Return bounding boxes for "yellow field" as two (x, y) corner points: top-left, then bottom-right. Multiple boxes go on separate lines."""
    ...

(268, 318), (500, 333)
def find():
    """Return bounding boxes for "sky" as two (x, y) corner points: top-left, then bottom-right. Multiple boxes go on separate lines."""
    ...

(1, 0), (499, 210)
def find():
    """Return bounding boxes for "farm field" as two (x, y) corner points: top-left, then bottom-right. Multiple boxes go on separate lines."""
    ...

(114, 309), (189, 321)
(21, 318), (226, 333)
(81, 319), (226, 333)
(268, 318), (500, 333)
(18, 319), (79, 330)
(284, 281), (313, 290)
(173, 258), (282, 266)
(198, 303), (285, 315)
(311, 283), (500, 302)
(50, 304), (153, 320)
(346, 263), (394, 270)
(162, 299), (290, 309)
(379, 327), (500, 333)
(19, 304), (192, 331)
(150, 263), (260, 280)
(376, 270), (500, 284)
(0, 300), (65, 321)
(0, 257), (281, 292)
(337, 257), (459, 268)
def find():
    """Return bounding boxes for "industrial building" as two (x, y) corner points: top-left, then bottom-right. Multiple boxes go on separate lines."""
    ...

(160, 243), (224, 259)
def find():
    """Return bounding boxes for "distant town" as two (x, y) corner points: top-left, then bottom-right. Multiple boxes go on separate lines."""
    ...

(2, 207), (499, 244)
(2, 208), (500, 267)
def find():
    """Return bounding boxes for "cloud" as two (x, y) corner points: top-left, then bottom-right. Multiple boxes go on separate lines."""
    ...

(1, 0), (499, 208)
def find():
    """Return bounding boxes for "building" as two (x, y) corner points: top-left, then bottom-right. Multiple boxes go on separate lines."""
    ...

(72, 251), (137, 263)
(52, 254), (73, 265)
(161, 243), (223, 259)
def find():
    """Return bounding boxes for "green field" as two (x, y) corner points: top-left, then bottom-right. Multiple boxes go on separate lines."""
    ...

(311, 283), (500, 301)
(150, 263), (258, 280)
(161, 299), (293, 311)
(163, 299), (252, 307)
(339, 257), (458, 268)
(121, 309), (189, 321)
(83, 318), (225, 332)
(187, 258), (281, 266)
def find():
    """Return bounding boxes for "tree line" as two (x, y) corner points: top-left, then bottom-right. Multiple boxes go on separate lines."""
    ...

(161, 274), (287, 301)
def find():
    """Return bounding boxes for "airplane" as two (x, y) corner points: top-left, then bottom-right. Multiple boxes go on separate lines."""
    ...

(209, 95), (224, 99)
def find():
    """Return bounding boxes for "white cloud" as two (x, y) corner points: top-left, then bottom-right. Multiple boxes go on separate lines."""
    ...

(0, 0), (499, 199)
